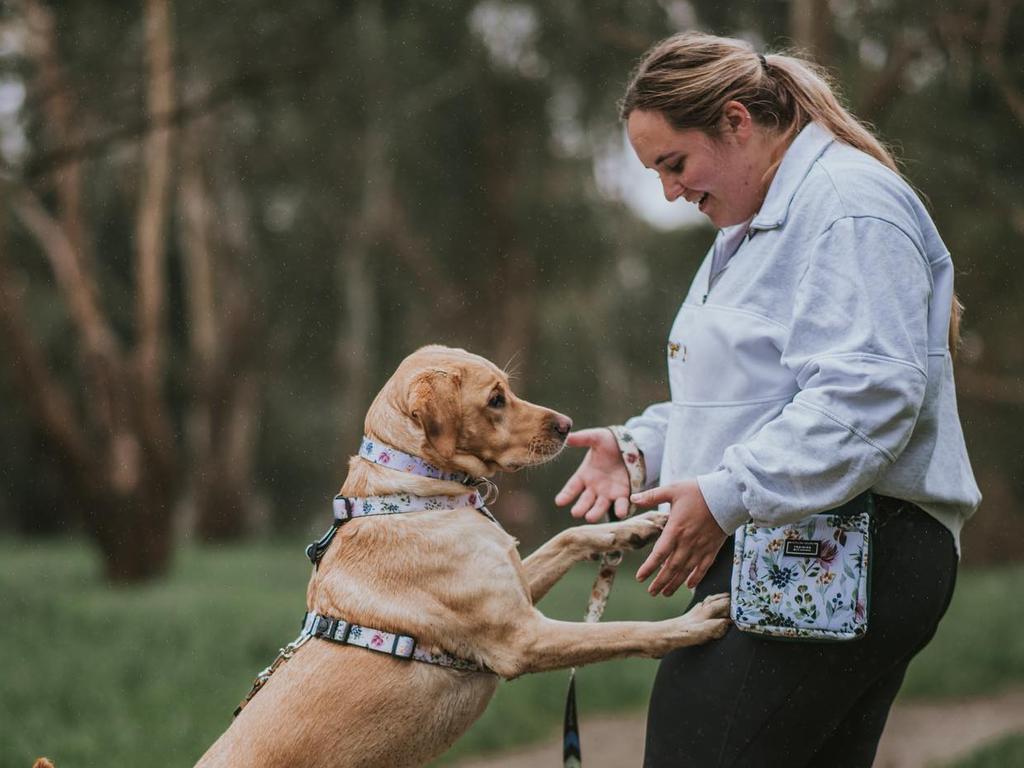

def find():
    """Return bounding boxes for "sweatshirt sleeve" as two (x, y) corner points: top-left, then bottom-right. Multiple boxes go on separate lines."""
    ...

(697, 216), (932, 533)
(625, 401), (672, 489)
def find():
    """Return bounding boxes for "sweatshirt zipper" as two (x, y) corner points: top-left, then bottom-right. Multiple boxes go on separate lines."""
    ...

(703, 228), (754, 304)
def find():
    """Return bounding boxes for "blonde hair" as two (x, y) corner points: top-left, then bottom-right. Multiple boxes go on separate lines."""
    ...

(619, 32), (897, 172)
(621, 31), (964, 356)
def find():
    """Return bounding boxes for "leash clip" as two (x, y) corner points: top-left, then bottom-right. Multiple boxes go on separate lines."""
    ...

(234, 631), (312, 717)
(473, 477), (499, 506)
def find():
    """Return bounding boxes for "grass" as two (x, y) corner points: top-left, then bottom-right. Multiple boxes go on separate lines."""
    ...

(950, 732), (1024, 768)
(900, 565), (1024, 700)
(1, 537), (1022, 767)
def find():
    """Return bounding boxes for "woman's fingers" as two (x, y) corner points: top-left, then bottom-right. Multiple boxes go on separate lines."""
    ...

(564, 428), (608, 448)
(613, 496), (630, 520)
(636, 526), (676, 582)
(651, 565), (684, 602)
(665, 572), (689, 598)
(648, 551), (688, 595)
(570, 488), (596, 518)
(635, 549), (662, 583)
(554, 471), (585, 506)
(584, 496), (611, 524)
(630, 486), (671, 509)
(651, 546), (717, 596)
(685, 555), (715, 591)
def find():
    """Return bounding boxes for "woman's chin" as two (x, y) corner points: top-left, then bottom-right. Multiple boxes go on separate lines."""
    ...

(709, 210), (749, 229)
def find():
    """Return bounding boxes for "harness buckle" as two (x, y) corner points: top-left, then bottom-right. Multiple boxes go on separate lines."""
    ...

(392, 634), (417, 659)
(331, 620), (352, 643)
(333, 495), (355, 522)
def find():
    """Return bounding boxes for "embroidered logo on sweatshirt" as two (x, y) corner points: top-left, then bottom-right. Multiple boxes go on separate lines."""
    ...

(667, 341), (687, 361)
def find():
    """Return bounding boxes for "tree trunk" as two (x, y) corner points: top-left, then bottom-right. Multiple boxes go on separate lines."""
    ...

(333, 0), (389, 465)
(789, 0), (832, 64)
(2, 0), (181, 582)
(177, 97), (264, 541)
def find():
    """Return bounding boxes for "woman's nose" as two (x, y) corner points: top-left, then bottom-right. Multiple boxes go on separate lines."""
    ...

(661, 176), (682, 202)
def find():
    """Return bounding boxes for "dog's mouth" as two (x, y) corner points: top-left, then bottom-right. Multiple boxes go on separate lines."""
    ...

(495, 436), (566, 473)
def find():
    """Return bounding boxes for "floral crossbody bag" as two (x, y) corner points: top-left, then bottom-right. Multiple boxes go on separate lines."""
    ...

(730, 492), (873, 641)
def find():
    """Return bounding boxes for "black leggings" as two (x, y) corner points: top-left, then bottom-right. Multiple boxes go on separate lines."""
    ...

(643, 499), (958, 768)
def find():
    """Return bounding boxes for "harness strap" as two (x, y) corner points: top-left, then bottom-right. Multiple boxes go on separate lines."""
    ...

(332, 489), (484, 521)
(302, 611), (491, 673)
(303, 611), (417, 658)
(307, 490), (498, 565)
(234, 609), (494, 717)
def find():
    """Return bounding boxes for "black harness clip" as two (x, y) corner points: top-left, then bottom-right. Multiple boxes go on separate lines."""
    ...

(305, 495), (355, 565)
(305, 522), (340, 565)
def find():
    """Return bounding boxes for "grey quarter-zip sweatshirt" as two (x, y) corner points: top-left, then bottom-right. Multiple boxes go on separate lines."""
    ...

(625, 121), (981, 551)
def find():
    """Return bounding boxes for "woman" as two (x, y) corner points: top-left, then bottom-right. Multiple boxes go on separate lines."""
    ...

(555, 32), (981, 767)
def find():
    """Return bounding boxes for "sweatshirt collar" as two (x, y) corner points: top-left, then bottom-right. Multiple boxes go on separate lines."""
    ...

(750, 122), (835, 231)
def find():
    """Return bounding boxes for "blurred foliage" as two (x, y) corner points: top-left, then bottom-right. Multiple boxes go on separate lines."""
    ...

(0, 0), (1021, 564)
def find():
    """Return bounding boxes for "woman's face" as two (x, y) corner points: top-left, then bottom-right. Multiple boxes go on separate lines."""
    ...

(626, 105), (772, 229)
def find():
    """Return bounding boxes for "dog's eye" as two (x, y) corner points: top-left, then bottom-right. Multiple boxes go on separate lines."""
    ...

(488, 392), (506, 409)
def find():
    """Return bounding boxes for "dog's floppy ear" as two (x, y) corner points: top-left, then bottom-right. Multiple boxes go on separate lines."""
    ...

(408, 369), (461, 460)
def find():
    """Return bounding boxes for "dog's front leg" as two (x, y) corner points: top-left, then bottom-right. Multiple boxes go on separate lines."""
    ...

(487, 593), (731, 679)
(521, 511), (666, 602)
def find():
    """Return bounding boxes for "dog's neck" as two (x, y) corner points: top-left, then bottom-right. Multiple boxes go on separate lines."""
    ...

(339, 438), (480, 500)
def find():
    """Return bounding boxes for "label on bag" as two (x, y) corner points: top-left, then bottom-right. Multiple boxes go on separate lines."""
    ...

(783, 539), (820, 558)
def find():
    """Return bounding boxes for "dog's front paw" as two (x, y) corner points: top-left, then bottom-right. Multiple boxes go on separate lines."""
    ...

(697, 617), (731, 641)
(687, 592), (731, 621)
(609, 510), (668, 550)
(632, 509), (669, 530)
(653, 605), (732, 654)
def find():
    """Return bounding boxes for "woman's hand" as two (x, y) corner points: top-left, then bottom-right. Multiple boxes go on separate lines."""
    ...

(554, 428), (632, 522)
(632, 480), (728, 596)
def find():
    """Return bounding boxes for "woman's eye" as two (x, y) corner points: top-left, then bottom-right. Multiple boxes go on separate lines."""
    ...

(666, 159), (684, 173)
(488, 393), (506, 408)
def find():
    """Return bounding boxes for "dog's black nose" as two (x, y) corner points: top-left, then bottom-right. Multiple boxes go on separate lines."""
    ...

(551, 415), (573, 438)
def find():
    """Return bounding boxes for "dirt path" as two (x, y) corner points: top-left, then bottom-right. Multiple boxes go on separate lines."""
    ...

(454, 688), (1024, 768)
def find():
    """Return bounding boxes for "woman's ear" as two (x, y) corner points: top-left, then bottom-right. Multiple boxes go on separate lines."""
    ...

(721, 100), (753, 140)
(407, 369), (461, 461)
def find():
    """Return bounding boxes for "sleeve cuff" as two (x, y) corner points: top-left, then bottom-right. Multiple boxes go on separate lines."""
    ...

(697, 469), (750, 534)
(624, 425), (663, 489)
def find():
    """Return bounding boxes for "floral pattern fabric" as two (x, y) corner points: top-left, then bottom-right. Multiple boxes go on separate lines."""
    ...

(301, 611), (490, 673)
(332, 490), (482, 521)
(608, 425), (646, 501)
(731, 509), (871, 641)
(358, 436), (472, 484)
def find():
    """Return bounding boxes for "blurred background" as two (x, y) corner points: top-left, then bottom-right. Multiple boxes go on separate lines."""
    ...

(0, 0), (1022, 766)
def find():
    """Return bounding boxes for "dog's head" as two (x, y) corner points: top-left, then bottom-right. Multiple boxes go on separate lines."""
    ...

(364, 345), (572, 477)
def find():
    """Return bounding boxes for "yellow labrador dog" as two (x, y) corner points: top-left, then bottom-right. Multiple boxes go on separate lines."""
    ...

(196, 345), (729, 768)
